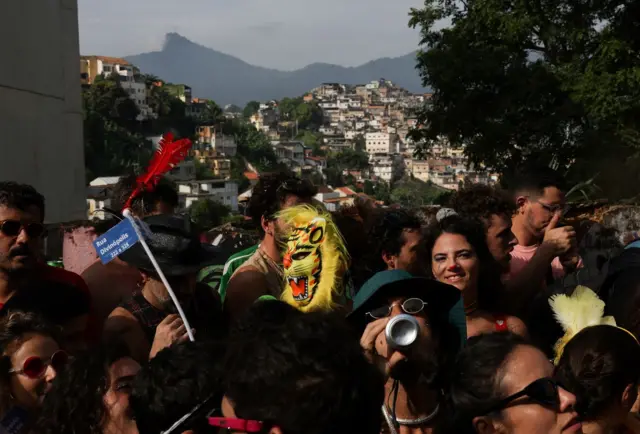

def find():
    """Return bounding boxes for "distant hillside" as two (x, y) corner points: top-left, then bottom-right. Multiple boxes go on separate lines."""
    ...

(125, 33), (426, 106)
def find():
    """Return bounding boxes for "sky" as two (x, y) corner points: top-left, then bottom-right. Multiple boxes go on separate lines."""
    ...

(77, 0), (426, 70)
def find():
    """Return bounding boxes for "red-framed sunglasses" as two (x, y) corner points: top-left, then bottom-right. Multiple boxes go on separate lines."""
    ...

(8, 350), (69, 379)
(208, 416), (266, 432)
(0, 220), (45, 238)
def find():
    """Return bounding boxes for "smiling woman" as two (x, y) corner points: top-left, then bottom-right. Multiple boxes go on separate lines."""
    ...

(425, 216), (527, 338)
(0, 311), (64, 433)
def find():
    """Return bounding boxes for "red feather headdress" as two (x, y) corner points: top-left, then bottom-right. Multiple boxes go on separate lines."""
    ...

(123, 132), (193, 211)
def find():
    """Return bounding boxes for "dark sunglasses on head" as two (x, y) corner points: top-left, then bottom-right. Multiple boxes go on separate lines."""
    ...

(0, 220), (45, 238)
(9, 350), (69, 379)
(366, 298), (428, 319)
(483, 377), (560, 415)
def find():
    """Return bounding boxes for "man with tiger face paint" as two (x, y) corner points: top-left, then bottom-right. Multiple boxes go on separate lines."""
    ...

(278, 205), (350, 312)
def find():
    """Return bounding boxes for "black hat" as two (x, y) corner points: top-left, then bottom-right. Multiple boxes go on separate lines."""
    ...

(119, 214), (219, 276)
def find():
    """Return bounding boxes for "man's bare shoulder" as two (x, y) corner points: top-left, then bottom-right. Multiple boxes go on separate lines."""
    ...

(227, 267), (268, 291)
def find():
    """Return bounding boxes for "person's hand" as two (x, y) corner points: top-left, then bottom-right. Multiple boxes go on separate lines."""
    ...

(559, 245), (581, 270)
(149, 314), (193, 359)
(542, 213), (576, 256)
(360, 318), (389, 374)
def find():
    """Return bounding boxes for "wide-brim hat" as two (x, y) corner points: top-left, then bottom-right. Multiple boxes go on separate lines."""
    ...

(348, 270), (463, 336)
(119, 214), (220, 276)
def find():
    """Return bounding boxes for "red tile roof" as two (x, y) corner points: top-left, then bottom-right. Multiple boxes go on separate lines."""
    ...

(335, 187), (356, 196)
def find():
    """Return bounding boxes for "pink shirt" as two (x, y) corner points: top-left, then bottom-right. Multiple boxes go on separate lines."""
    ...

(508, 244), (582, 281)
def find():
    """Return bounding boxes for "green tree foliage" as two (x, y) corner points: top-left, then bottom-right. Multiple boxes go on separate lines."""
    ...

(353, 134), (366, 152)
(198, 100), (224, 125)
(324, 148), (370, 186)
(409, 0), (640, 197)
(328, 149), (369, 171)
(83, 79), (151, 181)
(296, 130), (326, 156)
(189, 199), (231, 231)
(243, 101), (261, 118)
(232, 123), (279, 172)
(363, 180), (375, 196)
(279, 97), (323, 130)
(194, 159), (215, 180)
(389, 179), (450, 207)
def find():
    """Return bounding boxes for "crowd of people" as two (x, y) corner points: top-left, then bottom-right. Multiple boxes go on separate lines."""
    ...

(1, 165), (640, 434)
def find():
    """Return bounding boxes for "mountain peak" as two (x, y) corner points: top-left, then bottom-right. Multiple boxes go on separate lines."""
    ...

(127, 38), (426, 105)
(162, 32), (194, 51)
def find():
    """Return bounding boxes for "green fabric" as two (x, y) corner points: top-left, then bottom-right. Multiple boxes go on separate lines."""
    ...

(448, 298), (468, 347)
(214, 244), (259, 303)
(197, 264), (224, 292)
(256, 295), (278, 302)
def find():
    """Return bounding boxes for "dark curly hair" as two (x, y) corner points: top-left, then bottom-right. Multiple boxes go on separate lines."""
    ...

(0, 311), (61, 415)
(247, 173), (317, 233)
(448, 184), (515, 225)
(501, 164), (567, 198)
(0, 182), (45, 221)
(30, 344), (133, 434)
(367, 208), (422, 274)
(449, 332), (530, 434)
(130, 340), (225, 434)
(110, 174), (178, 216)
(424, 216), (504, 310)
(224, 300), (385, 434)
(555, 325), (640, 420)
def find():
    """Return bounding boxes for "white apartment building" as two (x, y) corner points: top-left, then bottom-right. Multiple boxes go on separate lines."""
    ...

(371, 160), (394, 182)
(211, 134), (237, 156)
(120, 78), (154, 121)
(177, 180), (239, 211)
(366, 132), (398, 154)
(167, 161), (196, 181)
(345, 131), (358, 140)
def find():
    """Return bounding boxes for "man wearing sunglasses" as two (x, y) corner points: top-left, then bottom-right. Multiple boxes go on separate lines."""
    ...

(349, 270), (464, 434)
(502, 167), (583, 313)
(0, 182), (91, 350)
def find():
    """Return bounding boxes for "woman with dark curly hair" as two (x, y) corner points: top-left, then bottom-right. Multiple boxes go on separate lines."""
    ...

(0, 310), (66, 433)
(425, 216), (527, 337)
(450, 332), (581, 434)
(31, 345), (140, 434)
(555, 325), (640, 434)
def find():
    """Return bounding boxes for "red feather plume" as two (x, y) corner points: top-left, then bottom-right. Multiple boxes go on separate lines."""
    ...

(123, 132), (193, 211)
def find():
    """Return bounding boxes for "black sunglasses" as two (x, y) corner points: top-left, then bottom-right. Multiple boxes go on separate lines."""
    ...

(483, 377), (560, 415)
(0, 220), (45, 238)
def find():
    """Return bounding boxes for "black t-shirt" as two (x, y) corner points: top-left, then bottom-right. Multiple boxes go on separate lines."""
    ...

(0, 279), (90, 326)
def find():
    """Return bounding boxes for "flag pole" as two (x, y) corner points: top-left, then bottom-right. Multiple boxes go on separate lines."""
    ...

(122, 209), (195, 342)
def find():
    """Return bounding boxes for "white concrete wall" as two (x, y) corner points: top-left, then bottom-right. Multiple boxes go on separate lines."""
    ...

(0, 0), (85, 223)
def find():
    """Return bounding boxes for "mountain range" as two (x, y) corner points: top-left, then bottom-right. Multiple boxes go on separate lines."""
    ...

(125, 33), (426, 106)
